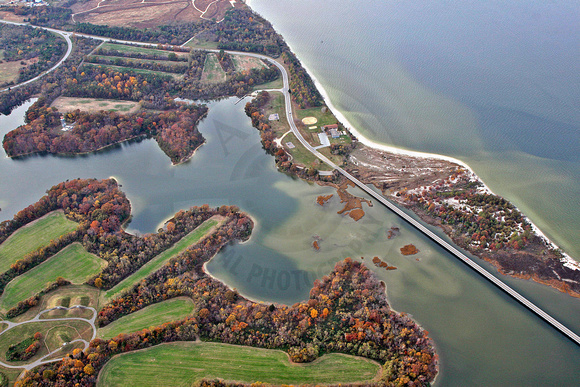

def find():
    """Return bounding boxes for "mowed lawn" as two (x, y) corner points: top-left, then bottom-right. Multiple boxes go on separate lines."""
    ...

(98, 298), (194, 339)
(104, 218), (220, 301)
(0, 211), (78, 273)
(0, 243), (105, 312)
(97, 342), (380, 386)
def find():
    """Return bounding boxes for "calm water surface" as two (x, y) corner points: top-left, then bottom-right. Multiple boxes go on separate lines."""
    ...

(248, 0), (580, 260)
(1, 99), (579, 385)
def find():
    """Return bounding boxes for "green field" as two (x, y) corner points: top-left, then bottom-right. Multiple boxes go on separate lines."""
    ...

(0, 243), (105, 313)
(0, 319), (92, 364)
(91, 55), (187, 72)
(97, 342), (380, 386)
(99, 43), (189, 59)
(295, 105), (338, 127)
(98, 298), (194, 339)
(201, 53), (226, 83)
(82, 63), (180, 79)
(104, 218), (219, 301)
(0, 211), (78, 273)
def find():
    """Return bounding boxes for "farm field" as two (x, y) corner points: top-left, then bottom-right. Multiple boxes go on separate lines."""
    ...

(0, 243), (105, 313)
(104, 218), (220, 301)
(98, 43), (190, 59)
(51, 97), (140, 114)
(201, 53), (226, 83)
(82, 63), (181, 79)
(0, 211), (78, 273)
(98, 298), (194, 339)
(97, 342), (381, 386)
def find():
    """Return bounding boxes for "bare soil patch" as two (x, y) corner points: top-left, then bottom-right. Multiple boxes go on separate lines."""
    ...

(51, 97), (140, 114)
(76, 2), (197, 28)
(347, 144), (459, 195)
(302, 116), (317, 125)
(232, 55), (266, 72)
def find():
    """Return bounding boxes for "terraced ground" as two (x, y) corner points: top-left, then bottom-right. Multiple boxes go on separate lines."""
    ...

(97, 342), (381, 386)
(0, 211), (78, 273)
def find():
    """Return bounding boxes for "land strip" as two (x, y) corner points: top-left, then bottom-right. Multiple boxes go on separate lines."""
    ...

(97, 342), (381, 386)
(104, 217), (222, 302)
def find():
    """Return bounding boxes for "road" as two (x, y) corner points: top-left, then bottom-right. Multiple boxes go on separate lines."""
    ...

(0, 20), (73, 93)
(0, 306), (97, 370)
(234, 50), (580, 347)
(0, 21), (577, 346)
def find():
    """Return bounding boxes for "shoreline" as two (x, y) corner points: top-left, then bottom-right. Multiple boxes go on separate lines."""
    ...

(289, 47), (577, 268)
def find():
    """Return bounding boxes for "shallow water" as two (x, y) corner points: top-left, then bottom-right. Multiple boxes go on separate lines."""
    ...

(248, 0), (580, 260)
(1, 98), (579, 385)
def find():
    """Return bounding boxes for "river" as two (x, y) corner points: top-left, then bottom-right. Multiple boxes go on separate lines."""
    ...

(1, 96), (579, 385)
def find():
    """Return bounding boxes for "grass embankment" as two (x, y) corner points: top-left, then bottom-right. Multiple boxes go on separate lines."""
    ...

(0, 319), (92, 365)
(184, 38), (219, 50)
(0, 243), (105, 313)
(98, 298), (194, 339)
(0, 211), (78, 273)
(97, 342), (380, 386)
(201, 53), (226, 83)
(104, 218), (220, 302)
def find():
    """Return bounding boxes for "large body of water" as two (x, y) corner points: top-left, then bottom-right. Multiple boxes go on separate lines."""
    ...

(1, 98), (579, 385)
(248, 0), (580, 260)
(1, 1), (580, 384)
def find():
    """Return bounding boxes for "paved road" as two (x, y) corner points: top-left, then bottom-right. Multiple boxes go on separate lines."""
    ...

(229, 49), (580, 347)
(0, 20), (73, 93)
(0, 21), (577, 346)
(0, 306), (97, 370)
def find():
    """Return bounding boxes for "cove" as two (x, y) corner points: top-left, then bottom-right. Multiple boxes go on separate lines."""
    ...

(1, 98), (579, 385)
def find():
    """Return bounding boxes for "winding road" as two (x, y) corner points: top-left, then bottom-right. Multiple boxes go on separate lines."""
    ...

(0, 20), (578, 346)
(0, 306), (97, 370)
(0, 20), (73, 93)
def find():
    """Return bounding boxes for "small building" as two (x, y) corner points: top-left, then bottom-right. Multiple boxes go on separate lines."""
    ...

(323, 124), (339, 130)
(268, 113), (279, 121)
(329, 128), (340, 138)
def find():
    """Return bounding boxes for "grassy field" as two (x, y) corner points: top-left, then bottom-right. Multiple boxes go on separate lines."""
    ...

(98, 298), (194, 339)
(99, 43), (189, 59)
(0, 243), (105, 313)
(9, 285), (100, 323)
(0, 211), (78, 273)
(295, 105), (338, 127)
(184, 38), (219, 50)
(0, 319), (92, 364)
(51, 97), (140, 114)
(97, 342), (380, 386)
(0, 366), (23, 387)
(91, 55), (187, 72)
(82, 63), (180, 79)
(0, 60), (22, 86)
(231, 55), (265, 72)
(104, 218), (220, 302)
(201, 53), (226, 83)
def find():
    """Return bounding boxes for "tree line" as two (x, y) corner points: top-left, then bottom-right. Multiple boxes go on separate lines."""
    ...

(0, 24), (67, 86)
